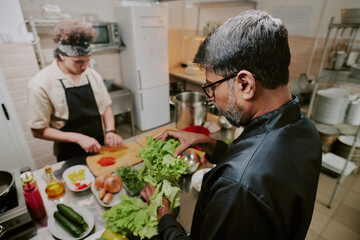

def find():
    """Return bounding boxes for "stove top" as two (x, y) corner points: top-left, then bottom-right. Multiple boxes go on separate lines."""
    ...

(0, 169), (36, 239)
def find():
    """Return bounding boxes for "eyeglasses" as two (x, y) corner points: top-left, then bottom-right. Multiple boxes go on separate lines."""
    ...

(201, 72), (263, 98)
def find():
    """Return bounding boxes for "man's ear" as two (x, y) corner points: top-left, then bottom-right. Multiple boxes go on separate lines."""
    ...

(235, 70), (256, 100)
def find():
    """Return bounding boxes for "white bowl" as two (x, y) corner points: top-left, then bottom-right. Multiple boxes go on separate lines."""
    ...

(191, 168), (212, 191)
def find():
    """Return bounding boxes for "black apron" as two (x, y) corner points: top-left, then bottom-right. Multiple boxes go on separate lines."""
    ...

(57, 76), (104, 161)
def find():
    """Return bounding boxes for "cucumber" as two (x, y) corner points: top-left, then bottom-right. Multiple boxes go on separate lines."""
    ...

(54, 211), (83, 237)
(81, 221), (88, 231)
(57, 203), (85, 225)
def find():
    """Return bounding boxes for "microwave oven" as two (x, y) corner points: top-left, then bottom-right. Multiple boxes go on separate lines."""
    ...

(90, 22), (121, 51)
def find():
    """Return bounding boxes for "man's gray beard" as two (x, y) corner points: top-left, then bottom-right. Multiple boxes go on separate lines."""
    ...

(216, 91), (250, 127)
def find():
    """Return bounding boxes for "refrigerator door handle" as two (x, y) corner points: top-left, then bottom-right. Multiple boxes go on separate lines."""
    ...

(140, 93), (144, 111)
(137, 70), (142, 90)
(1, 103), (10, 120)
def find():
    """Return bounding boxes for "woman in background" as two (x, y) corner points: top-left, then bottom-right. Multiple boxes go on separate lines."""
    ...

(27, 19), (123, 161)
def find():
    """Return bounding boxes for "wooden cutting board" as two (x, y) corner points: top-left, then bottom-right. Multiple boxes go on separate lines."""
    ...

(136, 125), (178, 147)
(86, 142), (142, 176)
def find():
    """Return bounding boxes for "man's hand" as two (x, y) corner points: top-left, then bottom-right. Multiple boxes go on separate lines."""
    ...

(156, 130), (217, 157)
(75, 134), (101, 153)
(105, 132), (123, 147)
(140, 183), (171, 221)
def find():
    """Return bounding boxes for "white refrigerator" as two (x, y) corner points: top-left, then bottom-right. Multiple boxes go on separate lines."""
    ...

(116, 6), (170, 131)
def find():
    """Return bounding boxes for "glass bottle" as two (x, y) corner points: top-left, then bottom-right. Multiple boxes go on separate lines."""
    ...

(44, 165), (65, 199)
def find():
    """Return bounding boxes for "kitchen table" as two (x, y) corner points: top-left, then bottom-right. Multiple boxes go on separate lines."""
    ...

(30, 121), (235, 239)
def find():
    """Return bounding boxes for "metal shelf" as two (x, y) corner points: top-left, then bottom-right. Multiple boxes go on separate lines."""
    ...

(307, 16), (360, 209)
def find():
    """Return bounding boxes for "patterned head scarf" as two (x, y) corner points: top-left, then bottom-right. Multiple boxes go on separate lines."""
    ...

(57, 41), (91, 57)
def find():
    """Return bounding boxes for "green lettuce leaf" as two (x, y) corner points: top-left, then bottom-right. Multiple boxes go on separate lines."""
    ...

(103, 137), (189, 239)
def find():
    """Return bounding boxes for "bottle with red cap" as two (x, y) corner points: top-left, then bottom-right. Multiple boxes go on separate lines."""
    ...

(23, 182), (47, 219)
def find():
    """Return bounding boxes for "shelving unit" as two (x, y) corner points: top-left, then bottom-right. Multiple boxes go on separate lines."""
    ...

(26, 16), (126, 69)
(307, 16), (360, 208)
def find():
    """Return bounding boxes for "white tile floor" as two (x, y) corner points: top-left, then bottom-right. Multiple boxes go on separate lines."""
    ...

(115, 116), (360, 240)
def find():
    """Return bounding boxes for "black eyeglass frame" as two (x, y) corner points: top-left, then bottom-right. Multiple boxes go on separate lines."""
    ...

(201, 72), (263, 98)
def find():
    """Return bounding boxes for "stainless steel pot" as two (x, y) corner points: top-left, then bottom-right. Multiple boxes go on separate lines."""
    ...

(174, 92), (208, 129)
(0, 170), (14, 237)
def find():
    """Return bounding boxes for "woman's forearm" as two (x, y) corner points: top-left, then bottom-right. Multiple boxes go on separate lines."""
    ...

(102, 106), (115, 132)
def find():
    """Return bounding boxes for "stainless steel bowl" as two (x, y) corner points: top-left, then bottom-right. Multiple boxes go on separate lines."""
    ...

(178, 149), (200, 174)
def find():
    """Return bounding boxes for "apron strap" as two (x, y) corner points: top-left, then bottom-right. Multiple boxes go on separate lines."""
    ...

(59, 79), (66, 89)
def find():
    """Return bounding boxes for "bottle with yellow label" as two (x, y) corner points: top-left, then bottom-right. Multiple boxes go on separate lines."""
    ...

(44, 165), (65, 199)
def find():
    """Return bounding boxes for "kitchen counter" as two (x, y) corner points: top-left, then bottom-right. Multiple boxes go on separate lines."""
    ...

(169, 67), (205, 86)
(30, 121), (232, 239)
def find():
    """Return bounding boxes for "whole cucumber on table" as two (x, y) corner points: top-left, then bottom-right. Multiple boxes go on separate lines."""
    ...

(54, 211), (83, 237)
(57, 203), (85, 225)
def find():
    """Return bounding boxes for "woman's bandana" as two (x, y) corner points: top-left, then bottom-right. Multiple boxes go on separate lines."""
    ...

(57, 42), (91, 56)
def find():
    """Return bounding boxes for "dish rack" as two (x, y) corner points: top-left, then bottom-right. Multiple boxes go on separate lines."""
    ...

(307, 16), (360, 208)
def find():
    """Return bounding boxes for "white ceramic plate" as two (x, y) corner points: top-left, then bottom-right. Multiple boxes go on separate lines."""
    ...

(191, 168), (212, 192)
(90, 179), (127, 207)
(62, 165), (94, 192)
(48, 205), (95, 240)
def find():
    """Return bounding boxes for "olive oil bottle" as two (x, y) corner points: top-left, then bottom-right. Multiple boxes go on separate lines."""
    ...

(44, 165), (65, 199)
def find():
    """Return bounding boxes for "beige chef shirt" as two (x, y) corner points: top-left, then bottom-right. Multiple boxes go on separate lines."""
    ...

(27, 60), (112, 130)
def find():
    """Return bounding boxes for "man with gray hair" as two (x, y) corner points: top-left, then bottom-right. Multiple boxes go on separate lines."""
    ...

(141, 9), (322, 239)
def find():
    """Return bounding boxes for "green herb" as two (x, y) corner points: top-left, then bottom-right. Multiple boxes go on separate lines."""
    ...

(103, 137), (189, 239)
(116, 166), (145, 196)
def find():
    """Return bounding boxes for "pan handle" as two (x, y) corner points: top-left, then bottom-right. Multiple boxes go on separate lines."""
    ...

(0, 224), (6, 238)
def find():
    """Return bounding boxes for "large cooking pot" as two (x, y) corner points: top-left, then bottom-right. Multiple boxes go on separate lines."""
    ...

(0, 170), (14, 237)
(174, 92), (208, 129)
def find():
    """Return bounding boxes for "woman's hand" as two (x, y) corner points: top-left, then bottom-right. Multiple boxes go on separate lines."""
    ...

(156, 130), (217, 157)
(140, 183), (171, 221)
(105, 132), (123, 147)
(76, 134), (101, 153)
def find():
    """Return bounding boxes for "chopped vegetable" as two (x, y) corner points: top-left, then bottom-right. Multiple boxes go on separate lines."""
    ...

(103, 137), (189, 239)
(67, 169), (85, 185)
(74, 182), (91, 190)
(97, 157), (116, 167)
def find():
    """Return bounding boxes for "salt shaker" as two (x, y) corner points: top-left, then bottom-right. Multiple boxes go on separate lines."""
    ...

(23, 182), (47, 219)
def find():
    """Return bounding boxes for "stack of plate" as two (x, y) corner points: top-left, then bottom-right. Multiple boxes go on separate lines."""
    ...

(331, 135), (360, 164)
(313, 88), (351, 125)
(322, 152), (357, 177)
(346, 99), (360, 126)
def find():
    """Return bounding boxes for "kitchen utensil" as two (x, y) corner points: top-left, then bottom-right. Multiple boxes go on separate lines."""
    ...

(62, 165), (94, 192)
(313, 88), (351, 125)
(332, 135), (360, 164)
(90, 180), (127, 207)
(316, 124), (340, 152)
(0, 171), (14, 201)
(179, 149), (200, 174)
(47, 205), (94, 240)
(346, 99), (360, 126)
(174, 92), (208, 129)
(0, 169), (35, 239)
(0, 171), (14, 237)
(86, 142), (142, 176)
(219, 116), (233, 129)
